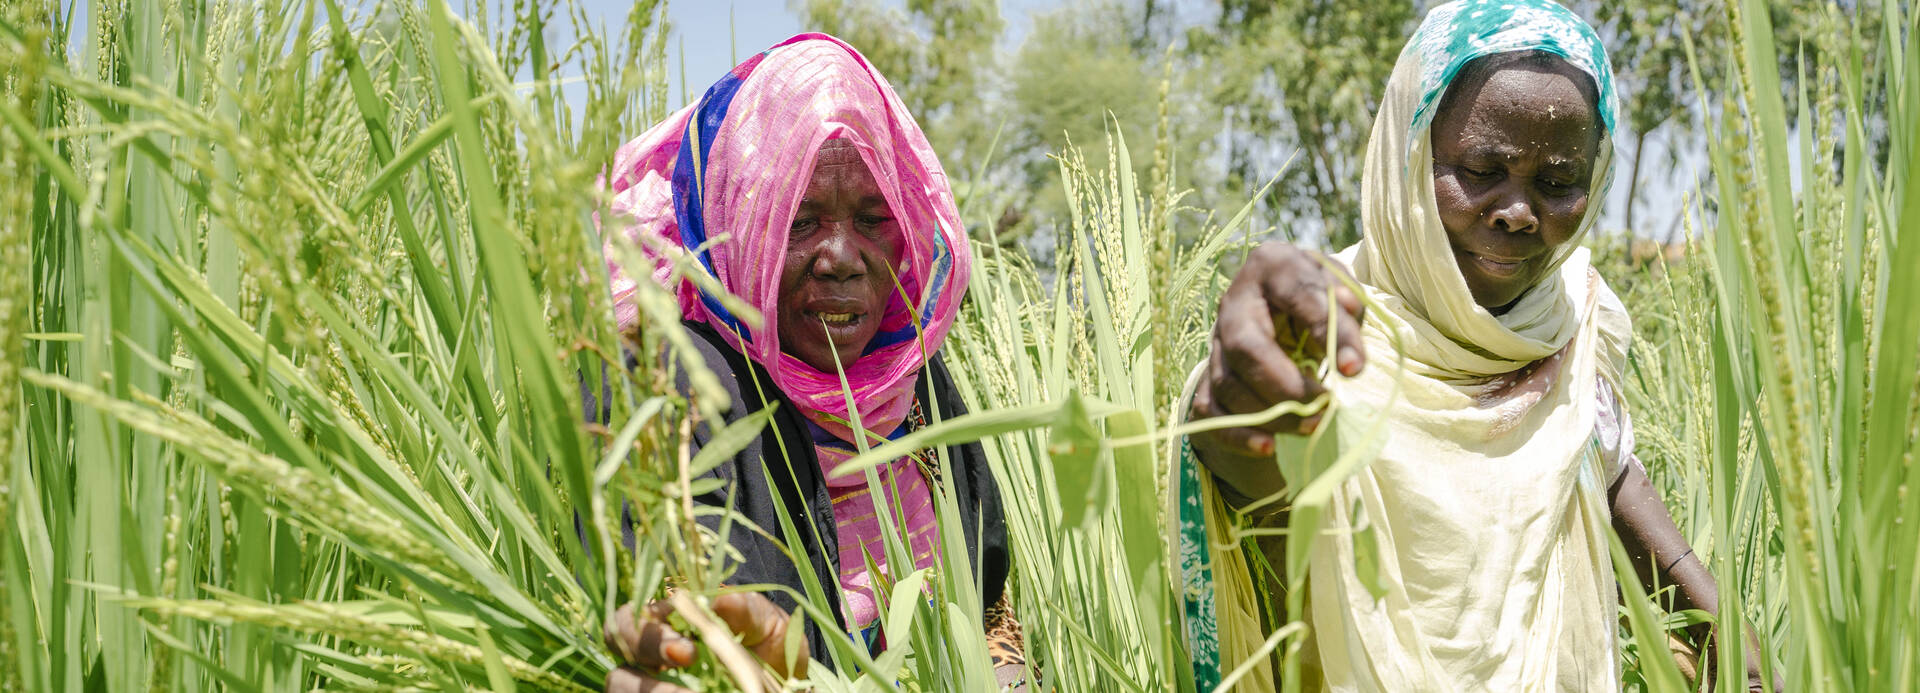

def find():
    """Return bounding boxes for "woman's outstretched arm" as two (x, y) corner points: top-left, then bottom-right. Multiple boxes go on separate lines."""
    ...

(1609, 464), (1778, 691)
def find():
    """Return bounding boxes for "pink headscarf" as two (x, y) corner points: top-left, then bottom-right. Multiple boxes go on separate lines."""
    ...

(602, 33), (972, 449)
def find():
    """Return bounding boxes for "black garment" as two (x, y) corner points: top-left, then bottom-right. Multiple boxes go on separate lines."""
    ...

(659, 321), (1008, 668)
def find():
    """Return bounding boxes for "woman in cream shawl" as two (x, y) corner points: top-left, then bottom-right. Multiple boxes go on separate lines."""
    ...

(1176, 1), (1770, 690)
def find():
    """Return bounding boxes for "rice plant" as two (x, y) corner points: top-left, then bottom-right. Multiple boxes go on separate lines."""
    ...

(5, 0), (1916, 691)
(0, 0), (1243, 689)
(3, 0), (715, 689)
(1611, 0), (1920, 690)
(932, 128), (1259, 690)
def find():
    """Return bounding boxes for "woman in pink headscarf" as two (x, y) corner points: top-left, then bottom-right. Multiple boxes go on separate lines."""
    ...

(595, 34), (1018, 691)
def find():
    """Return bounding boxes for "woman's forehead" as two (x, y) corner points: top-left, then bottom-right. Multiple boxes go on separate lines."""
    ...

(803, 140), (887, 205)
(814, 138), (864, 162)
(1406, 0), (1617, 138)
(1444, 62), (1599, 126)
(1436, 61), (1602, 157)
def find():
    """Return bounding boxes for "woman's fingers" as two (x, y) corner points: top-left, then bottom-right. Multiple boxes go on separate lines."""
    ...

(1198, 241), (1360, 439)
(711, 592), (805, 678)
(635, 611), (696, 670)
(1214, 291), (1325, 407)
(1203, 369), (1321, 445)
(1192, 377), (1276, 456)
(605, 601), (695, 670)
(603, 604), (639, 661)
(604, 666), (696, 693)
(1261, 253), (1366, 378)
(1190, 241), (1362, 494)
(1330, 279), (1368, 377)
(710, 592), (783, 648)
(1215, 317), (1326, 414)
(1208, 363), (1312, 433)
(605, 592), (809, 682)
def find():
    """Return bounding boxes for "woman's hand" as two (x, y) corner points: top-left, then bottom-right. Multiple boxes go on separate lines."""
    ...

(1189, 241), (1367, 499)
(603, 591), (805, 693)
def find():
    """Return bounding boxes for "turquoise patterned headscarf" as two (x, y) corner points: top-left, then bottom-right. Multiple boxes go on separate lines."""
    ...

(1407, 0), (1618, 140)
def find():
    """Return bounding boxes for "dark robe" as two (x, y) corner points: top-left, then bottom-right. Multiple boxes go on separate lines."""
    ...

(613, 321), (1009, 668)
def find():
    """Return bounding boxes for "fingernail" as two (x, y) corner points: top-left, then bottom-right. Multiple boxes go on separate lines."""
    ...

(1254, 437), (1274, 456)
(1337, 347), (1359, 376)
(668, 639), (695, 665)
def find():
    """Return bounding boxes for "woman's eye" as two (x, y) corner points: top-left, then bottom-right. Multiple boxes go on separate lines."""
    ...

(857, 214), (892, 228)
(1538, 178), (1576, 195)
(789, 217), (816, 233)
(1461, 166), (1497, 179)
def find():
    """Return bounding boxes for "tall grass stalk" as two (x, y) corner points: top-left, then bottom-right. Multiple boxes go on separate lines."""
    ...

(3, 1), (712, 689)
(1614, 0), (1920, 690)
(9, 0), (1916, 691)
(4, 0), (1255, 689)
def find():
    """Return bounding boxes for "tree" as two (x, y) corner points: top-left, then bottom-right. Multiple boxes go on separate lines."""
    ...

(791, 0), (1842, 252)
(1586, 0), (1838, 239)
(1002, 4), (1208, 228)
(791, 0), (1004, 166)
(1182, 0), (1419, 248)
(798, 0), (1217, 248)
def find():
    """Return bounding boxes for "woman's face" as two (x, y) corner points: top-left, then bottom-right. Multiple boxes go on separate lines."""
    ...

(1431, 58), (1601, 313)
(777, 139), (904, 372)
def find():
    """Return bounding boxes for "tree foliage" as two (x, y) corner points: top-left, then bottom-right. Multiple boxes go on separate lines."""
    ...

(1584, 0), (1829, 238)
(790, 0), (1845, 250)
(791, 0), (1004, 164)
(1183, 0), (1418, 247)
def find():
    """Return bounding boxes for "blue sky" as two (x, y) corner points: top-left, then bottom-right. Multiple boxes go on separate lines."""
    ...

(649, 1), (805, 102)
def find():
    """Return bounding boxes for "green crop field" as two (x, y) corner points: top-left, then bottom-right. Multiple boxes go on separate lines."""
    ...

(1, 0), (1915, 691)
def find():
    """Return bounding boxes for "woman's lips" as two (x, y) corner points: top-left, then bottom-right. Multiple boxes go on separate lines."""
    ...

(795, 295), (874, 344)
(1466, 250), (1529, 278)
(801, 305), (868, 338)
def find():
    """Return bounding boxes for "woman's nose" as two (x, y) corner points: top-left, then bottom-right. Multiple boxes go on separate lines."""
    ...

(808, 224), (867, 281)
(1487, 185), (1538, 233)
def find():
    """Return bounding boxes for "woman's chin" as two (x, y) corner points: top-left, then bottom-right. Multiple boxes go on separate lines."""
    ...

(796, 347), (870, 374)
(788, 336), (878, 373)
(782, 313), (881, 369)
